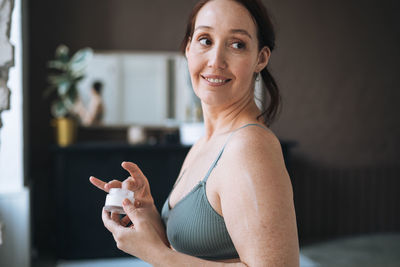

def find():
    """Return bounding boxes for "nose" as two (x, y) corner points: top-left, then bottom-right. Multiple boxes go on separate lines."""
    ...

(207, 44), (227, 70)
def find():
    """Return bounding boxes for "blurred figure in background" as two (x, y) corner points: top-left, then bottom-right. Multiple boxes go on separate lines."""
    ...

(74, 81), (104, 126)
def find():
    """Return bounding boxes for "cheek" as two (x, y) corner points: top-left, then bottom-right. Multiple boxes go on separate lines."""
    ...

(187, 54), (201, 78)
(234, 60), (256, 83)
(187, 58), (196, 75)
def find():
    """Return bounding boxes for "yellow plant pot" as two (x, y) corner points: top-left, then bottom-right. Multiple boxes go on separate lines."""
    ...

(52, 117), (77, 147)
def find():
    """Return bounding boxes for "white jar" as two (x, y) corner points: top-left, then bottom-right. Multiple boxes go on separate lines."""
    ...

(104, 188), (135, 214)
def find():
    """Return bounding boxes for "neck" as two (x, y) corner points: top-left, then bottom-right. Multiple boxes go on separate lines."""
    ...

(201, 96), (262, 140)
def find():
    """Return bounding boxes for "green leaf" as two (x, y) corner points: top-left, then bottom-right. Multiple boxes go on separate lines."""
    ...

(63, 97), (75, 111)
(47, 74), (68, 85)
(51, 100), (68, 118)
(47, 60), (68, 71)
(46, 44), (93, 117)
(66, 84), (78, 102)
(70, 48), (93, 73)
(57, 81), (71, 96)
(55, 44), (70, 62)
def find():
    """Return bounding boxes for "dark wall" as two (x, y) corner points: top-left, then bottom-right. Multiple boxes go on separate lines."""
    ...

(28, 0), (198, 262)
(28, 0), (400, 262)
(268, 0), (400, 167)
(265, 0), (400, 244)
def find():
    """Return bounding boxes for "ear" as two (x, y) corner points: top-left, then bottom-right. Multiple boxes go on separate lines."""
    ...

(255, 46), (271, 73)
(185, 37), (192, 58)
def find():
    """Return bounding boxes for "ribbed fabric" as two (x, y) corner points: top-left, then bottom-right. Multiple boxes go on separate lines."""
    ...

(161, 123), (268, 260)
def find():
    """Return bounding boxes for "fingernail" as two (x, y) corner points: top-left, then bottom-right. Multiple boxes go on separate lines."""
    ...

(123, 198), (131, 205)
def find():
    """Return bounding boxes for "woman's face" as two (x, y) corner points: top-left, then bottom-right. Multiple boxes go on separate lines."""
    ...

(186, 0), (269, 109)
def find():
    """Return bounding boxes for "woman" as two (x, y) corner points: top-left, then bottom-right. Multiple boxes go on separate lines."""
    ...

(74, 81), (104, 126)
(90, 0), (299, 265)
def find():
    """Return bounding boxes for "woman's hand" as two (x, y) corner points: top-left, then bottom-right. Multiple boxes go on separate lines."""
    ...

(89, 161), (169, 245)
(90, 161), (153, 206)
(102, 198), (168, 262)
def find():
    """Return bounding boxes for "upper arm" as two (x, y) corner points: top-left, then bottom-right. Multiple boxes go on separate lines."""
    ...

(218, 129), (299, 266)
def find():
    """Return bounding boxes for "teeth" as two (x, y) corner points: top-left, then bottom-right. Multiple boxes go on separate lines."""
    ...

(205, 77), (225, 83)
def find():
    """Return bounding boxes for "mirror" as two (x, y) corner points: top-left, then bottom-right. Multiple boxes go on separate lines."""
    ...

(77, 51), (202, 127)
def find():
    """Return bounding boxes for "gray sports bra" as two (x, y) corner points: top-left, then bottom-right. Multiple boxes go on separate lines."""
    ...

(161, 123), (268, 260)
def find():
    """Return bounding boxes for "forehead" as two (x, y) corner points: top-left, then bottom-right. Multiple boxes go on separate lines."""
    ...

(194, 0), (257, 36)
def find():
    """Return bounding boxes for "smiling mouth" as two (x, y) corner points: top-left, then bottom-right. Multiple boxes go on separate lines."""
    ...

(202, 75), (231, 85)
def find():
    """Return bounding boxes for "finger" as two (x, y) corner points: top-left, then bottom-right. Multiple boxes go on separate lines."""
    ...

(120, 215), (131, 227)
(122, 198), (136, 221)
(122, 198), (145, 228)
(111, 212), (120, 223)
(122, 176), (137, 192)
(134, 199), (141, 208)
(105, 180), (122, 191)
(121, 162), (146, 191)
(102, 208), (121, 233)
(119, 200), (141, 226)
(89, 176), (108, 192)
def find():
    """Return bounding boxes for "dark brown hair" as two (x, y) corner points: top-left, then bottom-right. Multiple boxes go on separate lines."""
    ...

(181, 0), (280, 126)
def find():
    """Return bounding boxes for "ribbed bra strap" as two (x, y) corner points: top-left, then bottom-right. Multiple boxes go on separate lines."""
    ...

(201, 123), (268, 183)
(202, 143), (227, 183)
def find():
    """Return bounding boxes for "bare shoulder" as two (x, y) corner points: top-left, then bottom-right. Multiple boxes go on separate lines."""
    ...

(217, 124), (292, 198)
(225, 124), (285, 168)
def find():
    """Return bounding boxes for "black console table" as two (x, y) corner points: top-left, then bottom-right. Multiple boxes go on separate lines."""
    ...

(52, 143), (190, 260)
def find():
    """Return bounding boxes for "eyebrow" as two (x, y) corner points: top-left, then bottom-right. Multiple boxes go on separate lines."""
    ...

(193, 25), (253, 39)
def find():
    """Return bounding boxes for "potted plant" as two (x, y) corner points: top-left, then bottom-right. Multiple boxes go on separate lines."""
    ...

(45, 44), (93, 146)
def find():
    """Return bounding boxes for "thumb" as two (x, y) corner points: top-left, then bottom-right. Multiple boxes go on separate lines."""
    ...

(122, 198), (144, 227)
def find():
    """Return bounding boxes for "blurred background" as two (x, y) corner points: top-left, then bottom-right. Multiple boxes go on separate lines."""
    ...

(0, 0), (399, 266)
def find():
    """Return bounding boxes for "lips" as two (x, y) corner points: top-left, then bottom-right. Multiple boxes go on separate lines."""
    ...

(201, 74), (231, 86)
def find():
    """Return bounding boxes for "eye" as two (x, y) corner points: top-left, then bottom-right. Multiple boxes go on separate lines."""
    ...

(232, 42), (246, 49)
(199, 37), (212, 46)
